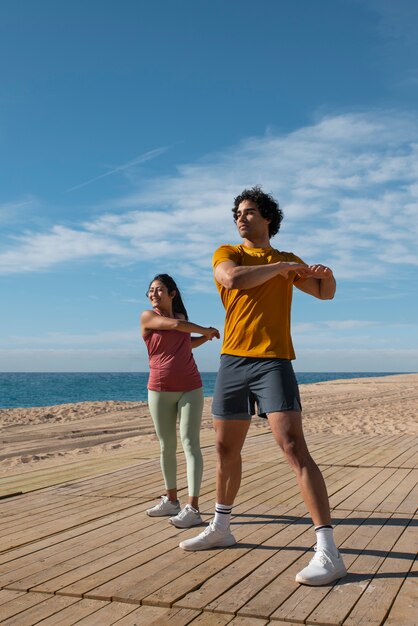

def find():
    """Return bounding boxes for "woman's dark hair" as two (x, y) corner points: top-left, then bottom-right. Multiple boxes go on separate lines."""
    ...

(147, 274), (189, 320)
(232, 185), (283, 238)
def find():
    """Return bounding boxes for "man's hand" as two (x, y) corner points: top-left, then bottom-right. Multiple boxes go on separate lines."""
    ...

(278, 262), (311, 278)
(295, 264), (336, 299)
(304, 264), (334, 279)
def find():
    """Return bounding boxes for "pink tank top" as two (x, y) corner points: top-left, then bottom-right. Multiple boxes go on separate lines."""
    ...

(143, 318), (202, 392)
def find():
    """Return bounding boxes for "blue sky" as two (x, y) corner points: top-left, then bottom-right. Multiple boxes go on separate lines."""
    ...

(1, 0), (417, 373)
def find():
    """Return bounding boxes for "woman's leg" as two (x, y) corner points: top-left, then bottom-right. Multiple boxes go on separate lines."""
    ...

(148, 390), (180, 499)
(178, 387), (204, 509)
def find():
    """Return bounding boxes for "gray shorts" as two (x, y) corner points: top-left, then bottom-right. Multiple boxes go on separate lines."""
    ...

(212, 355), (302, 420)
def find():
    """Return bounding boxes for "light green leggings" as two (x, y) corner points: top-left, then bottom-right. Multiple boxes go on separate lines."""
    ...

(148, 387), (204, 497)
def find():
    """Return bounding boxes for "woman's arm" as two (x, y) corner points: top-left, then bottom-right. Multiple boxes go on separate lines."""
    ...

(141, 310), (220, 339)
(190, 334), (219, 349)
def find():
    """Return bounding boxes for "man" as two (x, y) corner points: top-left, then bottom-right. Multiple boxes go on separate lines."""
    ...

(179, 186), (347, 586)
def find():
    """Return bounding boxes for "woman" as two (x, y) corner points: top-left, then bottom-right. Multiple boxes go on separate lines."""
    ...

(141, 274), (220, 528)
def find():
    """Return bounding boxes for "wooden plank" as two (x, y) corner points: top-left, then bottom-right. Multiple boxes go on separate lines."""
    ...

(342, 517), (418, 625)
(303, 513), (411, 626)
(0, 593), (52, 621)
(2, 497), (138, 552)
(355, 468), (412, 512)
(386, 442), (418, 469)
(15, 524), (178, 593)
(181, 612), (232, 625)
(396, 479), (418, 515)
(0, 589), (26, 606)
(384, 554), (418, 626)
(0, 595), (92, 626)
(228, 616), (270, 626)
(0, 500), (147, 566)
(82, 507), (297, 604)
(226, 617), (270, 626)
(238, 510), (376, 621)
(375, 469), (418, 513)
(71, 600), (141, 625)
(205, 510), (353, 619)
(0, 456), (143, 497)
(332, 467), (396, 511)
(90, 605), (201, 626)
(144, 509), (312, 609)
(29, 597), (111, 626)
(0, 504), (154, 586)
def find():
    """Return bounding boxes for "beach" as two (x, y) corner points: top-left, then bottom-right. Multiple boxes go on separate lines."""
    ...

(1, 373), (417, 474)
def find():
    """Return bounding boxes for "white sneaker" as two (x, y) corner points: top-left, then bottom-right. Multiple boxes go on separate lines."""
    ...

(179, 520), (236, 551)
(295, 547), (347, 586)
(146, 496), (181, 517)
(170, 504), (203, 528)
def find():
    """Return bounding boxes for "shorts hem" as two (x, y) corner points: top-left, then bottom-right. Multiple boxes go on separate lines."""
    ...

(212, 412), (252, 421)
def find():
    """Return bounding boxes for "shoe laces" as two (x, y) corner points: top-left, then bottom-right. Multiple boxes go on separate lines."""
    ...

(177, 505), (193, 519)
(202, 521), (216, 536)
(155, 496), (170, 509)
(311, 547), (332, 567)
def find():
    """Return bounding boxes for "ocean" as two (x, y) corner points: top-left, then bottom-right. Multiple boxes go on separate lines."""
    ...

(0, 372), (401, 409)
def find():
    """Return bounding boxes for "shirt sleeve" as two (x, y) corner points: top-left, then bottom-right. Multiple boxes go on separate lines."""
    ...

(212, 245), (242, 269)
(284, 252), (307, 284)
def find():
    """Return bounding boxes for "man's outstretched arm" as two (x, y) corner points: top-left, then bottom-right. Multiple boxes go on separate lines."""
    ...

(294, 265), (336, 300)
(214, 260), (309, 290)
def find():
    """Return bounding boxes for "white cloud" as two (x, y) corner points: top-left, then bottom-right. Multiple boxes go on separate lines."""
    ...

(4, 329), (139, 348)
(0, 349), (147, 373)
(65, 146), (168, 192)
(295, 348), (418, 373)
(1, 111), (418, 282)
(294, 320), (378, 333)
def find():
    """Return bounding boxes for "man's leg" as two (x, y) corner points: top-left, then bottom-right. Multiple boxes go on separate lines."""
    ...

(214, 418), (251, 505)
(268, 409), (346, 585)
(267, 410), (330, 525)
(179, 418), (250, 551)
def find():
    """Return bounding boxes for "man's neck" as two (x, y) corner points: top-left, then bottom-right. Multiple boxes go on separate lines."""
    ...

(242, 236), (271, 249)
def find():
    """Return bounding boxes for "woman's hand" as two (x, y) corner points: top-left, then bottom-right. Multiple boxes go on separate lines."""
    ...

(204, 326), (220, 340)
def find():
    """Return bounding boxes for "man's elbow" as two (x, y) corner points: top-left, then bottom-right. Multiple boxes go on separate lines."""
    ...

(320, 289), (336, 301)
(216, 273), (238, 289)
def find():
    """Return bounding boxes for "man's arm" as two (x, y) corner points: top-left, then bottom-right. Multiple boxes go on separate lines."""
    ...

(294, 265), (336, 300)
(214, 259), (309, 290)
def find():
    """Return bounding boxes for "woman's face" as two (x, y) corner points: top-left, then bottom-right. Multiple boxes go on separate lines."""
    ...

(147, 280), (175, 310)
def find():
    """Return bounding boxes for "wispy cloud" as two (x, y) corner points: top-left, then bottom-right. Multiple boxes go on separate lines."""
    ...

(4, 329), (138, 348)
(1, 111), (418, 282)
(65, 146), (168, 192)
(0, 198), (35, 224)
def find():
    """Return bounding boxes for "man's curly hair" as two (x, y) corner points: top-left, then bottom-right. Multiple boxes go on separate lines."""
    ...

(232, 185), (283, 238)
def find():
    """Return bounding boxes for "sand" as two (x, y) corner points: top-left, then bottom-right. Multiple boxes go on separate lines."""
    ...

(1, 373), (417, 474)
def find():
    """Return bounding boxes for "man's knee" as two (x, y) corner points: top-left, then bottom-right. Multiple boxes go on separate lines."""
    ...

(280, 434), (309, 466)
(215, 437), (243, 461)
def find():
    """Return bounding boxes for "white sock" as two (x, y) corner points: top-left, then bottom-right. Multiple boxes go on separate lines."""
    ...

(214, 503), (232, 532)
(315, 525), (338, 556)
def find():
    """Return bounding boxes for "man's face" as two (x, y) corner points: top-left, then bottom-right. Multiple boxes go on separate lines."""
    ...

(235, 200), (270, 241)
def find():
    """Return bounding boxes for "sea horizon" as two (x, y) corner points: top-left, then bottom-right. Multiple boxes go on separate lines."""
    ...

(0, 371), (413, 410)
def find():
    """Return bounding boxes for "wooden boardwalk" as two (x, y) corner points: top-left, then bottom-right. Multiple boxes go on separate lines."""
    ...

(0, 426), (417, 625)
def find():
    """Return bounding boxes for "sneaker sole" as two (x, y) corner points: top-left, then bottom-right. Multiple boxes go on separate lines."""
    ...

(179, 535), (236, 551)
(295, 567), (347, 586)
(169, 518), (203, 529)
(146, 510), (181, 517)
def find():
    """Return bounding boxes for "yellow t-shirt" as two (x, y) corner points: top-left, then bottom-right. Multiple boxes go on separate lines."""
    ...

(212, 244), (305, 360)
